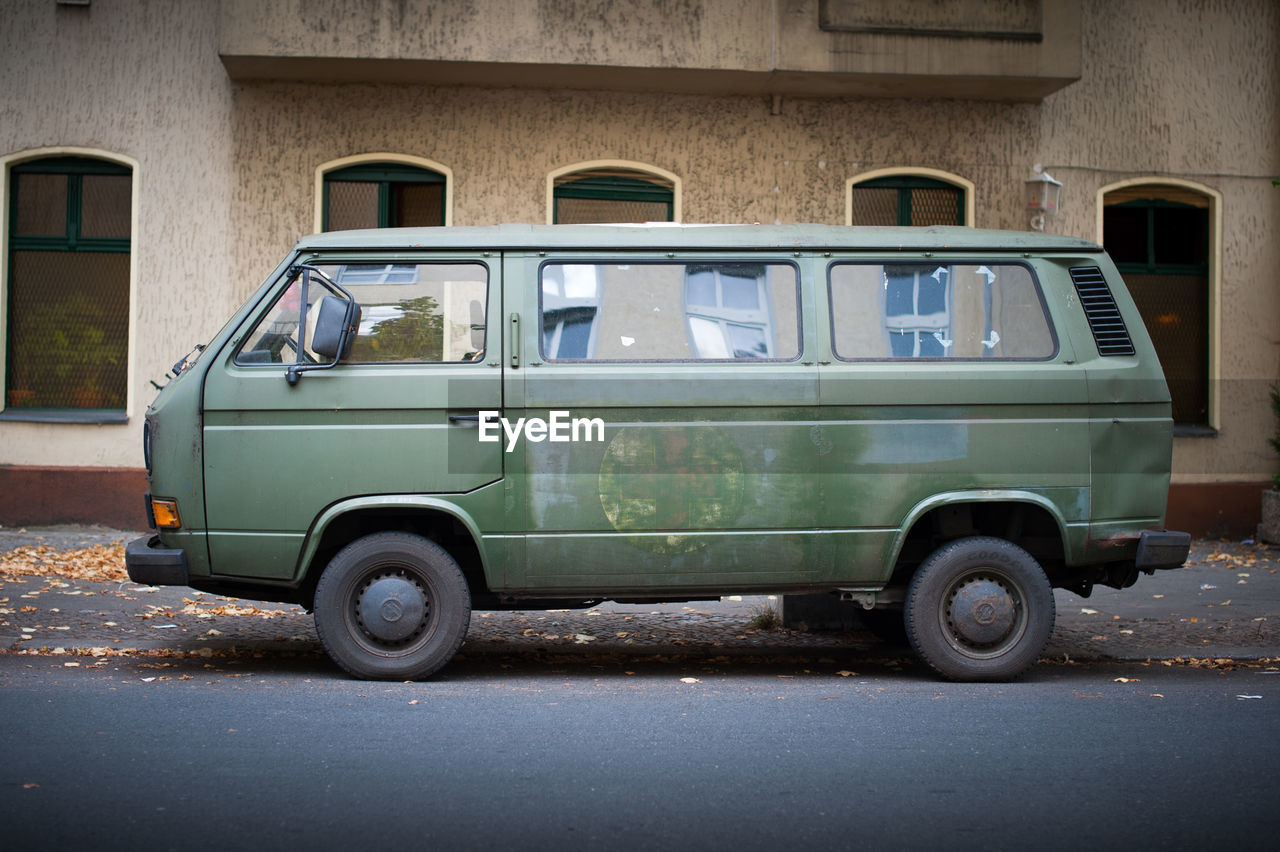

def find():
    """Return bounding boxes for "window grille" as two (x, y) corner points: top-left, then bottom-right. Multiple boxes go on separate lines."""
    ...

(5, 157), (131, 412)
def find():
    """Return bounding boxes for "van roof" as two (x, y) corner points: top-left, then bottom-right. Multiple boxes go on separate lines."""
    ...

(296, 223), (1102, 253)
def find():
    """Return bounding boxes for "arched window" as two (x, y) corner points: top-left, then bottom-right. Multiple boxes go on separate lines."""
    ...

(550, 165), (677, 224)
(4, 155), (132, 415)
(848, 171), (971, 226)
(1102, 182), (1216, 429)
(321, 162), (446, 230)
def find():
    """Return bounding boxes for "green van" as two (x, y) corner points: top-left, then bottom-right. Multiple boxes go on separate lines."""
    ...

(126, 224), (1190, 681)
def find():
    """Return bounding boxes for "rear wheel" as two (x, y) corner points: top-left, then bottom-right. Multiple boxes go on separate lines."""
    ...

(314, 532), (471, 680)
(904, 536), (1054, 681)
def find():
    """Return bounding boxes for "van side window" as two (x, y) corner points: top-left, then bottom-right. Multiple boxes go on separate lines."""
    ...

(237, 262), (487, 365)
(540, 262), (799, 361)
(236, 278), (313, 365)
(829, 262), (1055, 360)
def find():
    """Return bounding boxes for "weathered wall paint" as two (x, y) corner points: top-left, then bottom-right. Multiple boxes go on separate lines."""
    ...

(1, 0), (233, 466)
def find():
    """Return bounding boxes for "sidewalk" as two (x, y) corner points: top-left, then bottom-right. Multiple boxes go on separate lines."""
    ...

(1, 525), (1277, 667)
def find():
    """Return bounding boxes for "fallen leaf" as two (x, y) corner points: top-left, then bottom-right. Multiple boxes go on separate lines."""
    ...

(1114, 677), (1139, 683)
(679, 677), (700, 684)
(836, 670), (856, 677)
(1080, 608), (1098, 615)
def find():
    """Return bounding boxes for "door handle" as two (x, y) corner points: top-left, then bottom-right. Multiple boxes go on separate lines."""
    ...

(448, 414), (480, 425)
(509, 313), (520, 368)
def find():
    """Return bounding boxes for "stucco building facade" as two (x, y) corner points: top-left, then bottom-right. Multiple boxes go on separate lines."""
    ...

(1, 0), (1277, 534)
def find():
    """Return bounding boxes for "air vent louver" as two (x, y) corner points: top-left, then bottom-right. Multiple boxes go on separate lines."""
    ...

(1069, 266), (1135, 356)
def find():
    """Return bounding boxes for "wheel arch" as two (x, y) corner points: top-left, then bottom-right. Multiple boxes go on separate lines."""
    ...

(295, 496), (494, 606)
(885, 491), (1076, 586)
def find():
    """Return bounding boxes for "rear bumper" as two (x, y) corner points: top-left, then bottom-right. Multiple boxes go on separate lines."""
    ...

(125, 535), (189, 586)
(1135, 529), (1192, 570)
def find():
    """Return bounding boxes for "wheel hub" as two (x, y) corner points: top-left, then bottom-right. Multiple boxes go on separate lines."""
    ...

(947, 576), (1016, 647)
(357, 575), (427, 643)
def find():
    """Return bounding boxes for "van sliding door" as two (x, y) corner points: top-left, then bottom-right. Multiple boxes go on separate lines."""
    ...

(502, 252), (825, 595)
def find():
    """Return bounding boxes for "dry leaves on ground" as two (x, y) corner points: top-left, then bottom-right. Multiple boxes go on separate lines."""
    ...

(0, 544), (127, 583)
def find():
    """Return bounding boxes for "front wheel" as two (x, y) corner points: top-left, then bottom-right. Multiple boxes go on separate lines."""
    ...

(904, 536), (1054, 682)
(313, 532), (471, 680)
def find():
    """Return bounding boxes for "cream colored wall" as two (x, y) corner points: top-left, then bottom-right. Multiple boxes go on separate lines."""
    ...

(1035, 0), (1280, 484)
(1, 0), (1275, 482)
(219, 0), (774, 73)
(0, 0), (234, 467)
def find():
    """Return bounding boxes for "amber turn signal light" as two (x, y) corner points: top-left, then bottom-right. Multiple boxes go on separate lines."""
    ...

(150, 498), (181, 529)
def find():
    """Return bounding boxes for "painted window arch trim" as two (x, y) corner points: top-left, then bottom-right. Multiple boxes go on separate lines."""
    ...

(546, 160), (682, 225)
(845, 167), (975, 227)
(313, 153), (454, 231)
(1, 146), (139, 421)
(1096, 176), (1222, 432)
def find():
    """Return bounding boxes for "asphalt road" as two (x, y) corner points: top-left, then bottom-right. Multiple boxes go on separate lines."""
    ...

(2, 652), (1278, 851)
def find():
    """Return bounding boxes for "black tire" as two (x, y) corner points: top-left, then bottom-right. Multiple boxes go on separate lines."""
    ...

(313, 532), (471, 680)
(904, 536), (1054, 682)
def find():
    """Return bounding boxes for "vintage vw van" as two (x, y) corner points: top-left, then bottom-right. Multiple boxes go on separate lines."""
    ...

(126, 224), (1190, 681)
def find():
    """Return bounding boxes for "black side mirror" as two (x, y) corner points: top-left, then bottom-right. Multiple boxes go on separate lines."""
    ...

(285, 265), (360, 386)
(311, 295), (361, 360)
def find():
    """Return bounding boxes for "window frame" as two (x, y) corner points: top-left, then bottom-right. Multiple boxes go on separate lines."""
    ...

(552, 174), (674, 224)
(683, 264), (778, 359)
(321, 163), (447, 231)
(314, 155), (454, 232)
(846, 168), (975, 227)
(1099, 179), (1220, 433)
(2, 152), (135, 422)
(546, 161), (682, 225)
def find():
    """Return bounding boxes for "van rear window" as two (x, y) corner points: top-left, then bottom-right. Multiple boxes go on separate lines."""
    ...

(540, 261), (800, 361)
(828, 262), (1055, 360)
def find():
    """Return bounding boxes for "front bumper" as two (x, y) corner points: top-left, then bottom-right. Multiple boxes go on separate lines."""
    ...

(1135, 529), (1192, 571)
(125, 535), (189, 586)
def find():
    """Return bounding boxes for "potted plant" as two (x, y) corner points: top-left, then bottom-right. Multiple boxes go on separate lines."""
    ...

(1262, 382), (1280, 544)
(5, 364), (36, 408)
(18, 294), (124, 409)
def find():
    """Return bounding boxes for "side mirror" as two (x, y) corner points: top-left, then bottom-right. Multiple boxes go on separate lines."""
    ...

(311, 295), (361, 360)
(285, 265), (361, 386)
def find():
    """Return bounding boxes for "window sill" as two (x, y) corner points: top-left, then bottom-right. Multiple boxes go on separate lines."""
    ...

(1173, 424), (1218, 438)
(0, 409), (128, 424)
